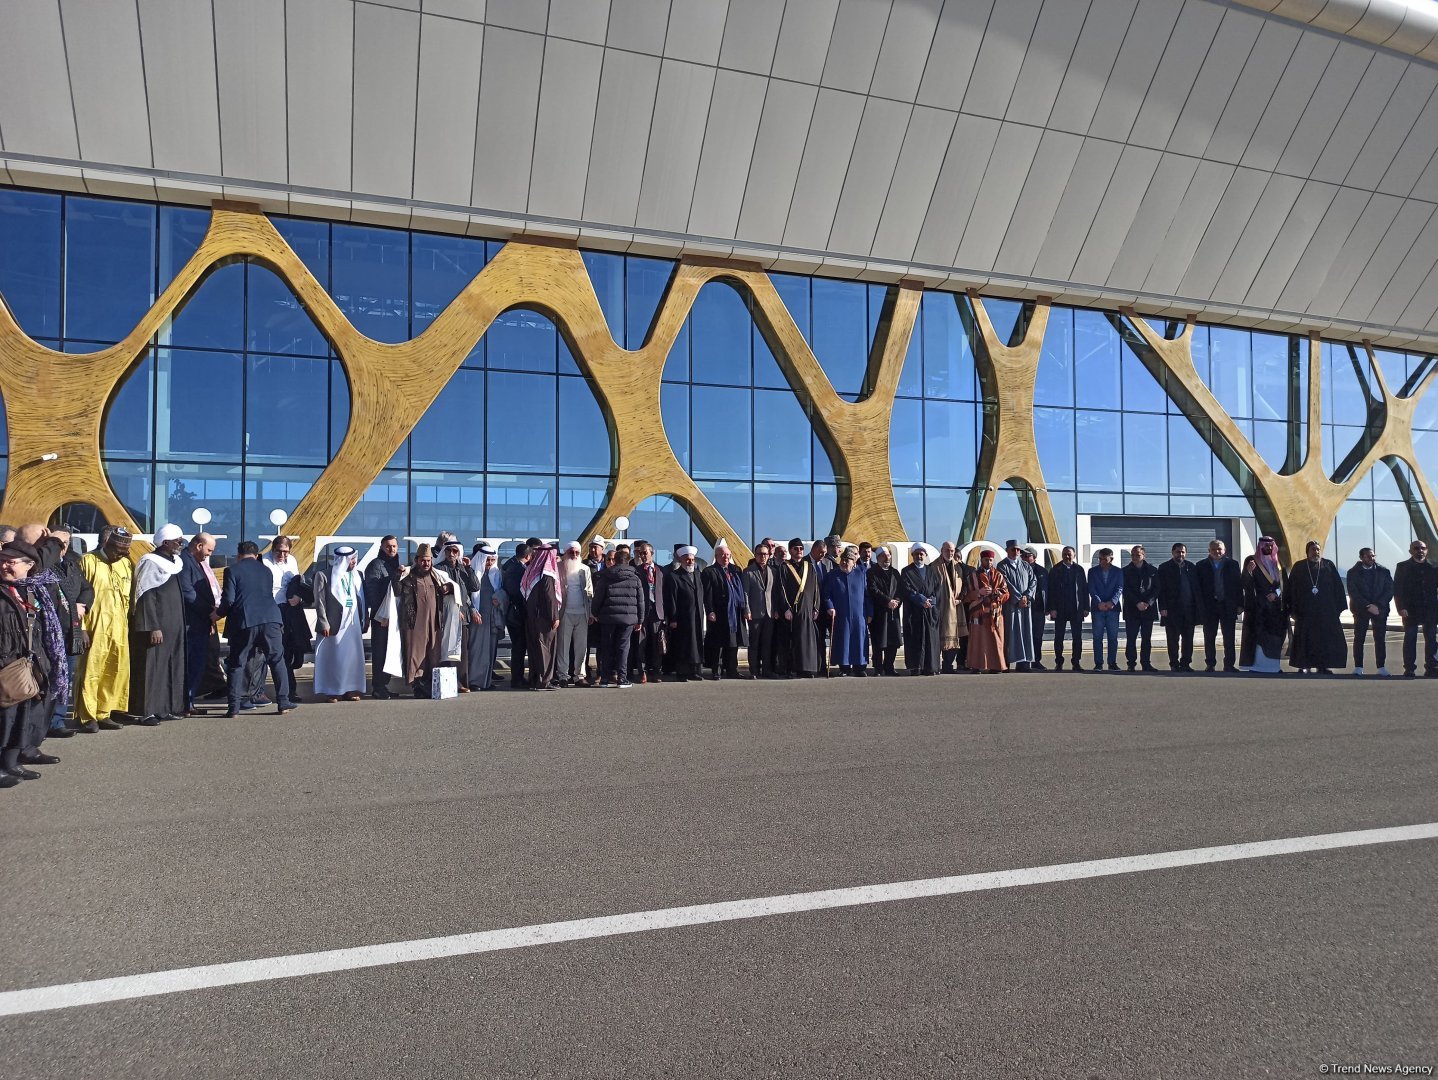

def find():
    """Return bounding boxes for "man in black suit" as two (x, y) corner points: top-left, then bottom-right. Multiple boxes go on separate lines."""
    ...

(1392, 540), (1437, 678)
(1194, 538), (1241, 672)
(178, 532), (221, 715)
(502, 541), (533, 689)
(1046, 546), (1088, 671)
(218, 541), (299, 716)
(1156, 542), (1199, 672)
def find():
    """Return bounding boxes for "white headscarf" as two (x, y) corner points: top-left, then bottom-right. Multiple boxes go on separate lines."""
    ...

(329, 546), (357, 607)
(134, 524), (185, 602)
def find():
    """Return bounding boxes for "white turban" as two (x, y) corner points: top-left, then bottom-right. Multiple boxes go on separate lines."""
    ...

(154, 523), (183, 543)
(910, 542), (926, 554)
(677, 546), (698, 558)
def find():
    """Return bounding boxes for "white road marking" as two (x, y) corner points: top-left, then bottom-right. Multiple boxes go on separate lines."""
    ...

(3, 822), (1435, 1017)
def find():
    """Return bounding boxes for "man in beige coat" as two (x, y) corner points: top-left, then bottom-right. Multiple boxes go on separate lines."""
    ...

(935, 541), (968, 673)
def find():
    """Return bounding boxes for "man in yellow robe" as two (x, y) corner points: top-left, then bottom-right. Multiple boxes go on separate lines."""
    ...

(77, 527), (135, 731)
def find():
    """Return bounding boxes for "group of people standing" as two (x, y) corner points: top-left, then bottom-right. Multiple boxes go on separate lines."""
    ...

(5, 518), (1434, 791)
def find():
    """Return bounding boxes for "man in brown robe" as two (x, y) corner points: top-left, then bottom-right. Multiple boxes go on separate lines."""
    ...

(399, 544), (451, 698)
(523, 545), (561, 691)
(965, 548), (1010, 673)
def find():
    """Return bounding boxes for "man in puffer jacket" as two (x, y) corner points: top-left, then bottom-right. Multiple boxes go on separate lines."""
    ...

(592, 545), (643, 688)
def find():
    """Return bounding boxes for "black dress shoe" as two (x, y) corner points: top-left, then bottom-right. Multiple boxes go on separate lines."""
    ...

(47, 727), (76, 739)
(139, 715), (161, 727)
(76, 721), (99, 734)
(20, 752), (60, 765)
(97, 719), (123, 731)
(0, 773), (19, 789)
(222, 710), (239, 718)
(5, 765), (41, 780)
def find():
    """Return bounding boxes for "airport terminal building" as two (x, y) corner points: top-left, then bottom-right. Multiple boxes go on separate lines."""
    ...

(3, 0), (1438, 567)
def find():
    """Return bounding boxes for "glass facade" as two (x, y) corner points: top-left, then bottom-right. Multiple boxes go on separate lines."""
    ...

(1, 187), (1436, 568)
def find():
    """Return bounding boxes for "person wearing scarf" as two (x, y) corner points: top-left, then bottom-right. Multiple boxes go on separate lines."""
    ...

(397, 544), (449, 697)
(466, 544), (508, 691)
(522, 545), (561, 690)
(129, 523), (187, 724)
(701, 541), (749, 680)
(314, 545), (369, 701)
(1284, 539), (1348, 674)
(965, 549), (1011, 673)
(1, 540), (70, 783)
(1245, 537), (1288, 675)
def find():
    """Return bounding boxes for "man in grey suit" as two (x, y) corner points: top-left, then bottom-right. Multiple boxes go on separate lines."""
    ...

(467, 543), (507, 691)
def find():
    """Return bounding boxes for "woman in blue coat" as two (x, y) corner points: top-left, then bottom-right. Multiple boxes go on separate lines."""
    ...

(823, 546), (871, 676)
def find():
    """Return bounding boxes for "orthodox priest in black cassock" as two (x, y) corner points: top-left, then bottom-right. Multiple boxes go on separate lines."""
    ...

(865, 550), (903, 676)
(899, 545), (941, 676)
(129, 525), (188, 723)
(1285, 543), (1348, 672)
(779, 541), (821, 676)
(663, 547), (707, 681)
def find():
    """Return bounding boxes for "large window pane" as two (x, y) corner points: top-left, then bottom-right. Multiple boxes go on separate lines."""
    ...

(896, 486), (924, 542)
(103, 354), (154, 459)
(243, 464), (320, 547)
(64, 197), (156, 344)
(1326, 342), (1372, 427)
(1206, 327), (1252, 419)
(925, 488), (968, 542)
(0, 188), (62, 337)
(1122, 412), (1167, 494)
(625, 255), (676, 352)
(245, 355), (330, 465)
(582, 250), (624, 344)
(412, 368), (485, 470)
(1251, 330), (1294, 422)
(625, 495), (695, 563)
(811, 278), (867, 395)
(156, 349), (243, 461)
(662, 382), (689, 471)
(755, 273), (810, 390)
(690, 281), (751, 387)
(1120, 336), (1167, 414)
(487, 371), (556, 472)
(1035, 306), (1073, 407)
(697, 480), (752, 552)
(248, 265), (330, 357)
(1076, 410), (1121, 491)
(559, 476), (609, 542)
(813, 484), (837, 540)
(890, 397), (923, 486)
(924, 400), (976, 487)
(1167, 416), (1212, 495)
(753, 482), (811, 548)
(488, 473), (557, 541)
(412, 232), (490, 334)
(1035, 406), (1075, 489)
(155, 463), (241, 541)
(487, 307), (557, 372)
(922, 292), (976, 400)
(104, 460), (152, 531)
(1074, 309), (1119, 410)
(559, 374), (608, 475)
(692, 386), (751, 480)
(159, 207), (244, 351)
(411, 471), (486, 541)
(332, 224), (409, 343)
(338, 469), (408, 538)
(753, 390), (810, 481)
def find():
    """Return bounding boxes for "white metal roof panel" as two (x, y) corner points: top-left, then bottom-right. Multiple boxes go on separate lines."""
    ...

(868, 0), (943, 104)
(412, 15), (484, 206)
(286, 0), (354, 192)
(688, 69), (767, 237)
(829, 97), (911, 256)
(351, 4), (420, 199)
(782, 88), (866, 251)
(636, 60), (715, 232)
(528, 37), (604, 219)
(138, 0), (222, 176)
(871, 106), (959, 262)
(915, 0), (993, 112)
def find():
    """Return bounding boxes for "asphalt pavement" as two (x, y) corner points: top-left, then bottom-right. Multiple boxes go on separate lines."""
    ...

(2, 666), (1435, 1078)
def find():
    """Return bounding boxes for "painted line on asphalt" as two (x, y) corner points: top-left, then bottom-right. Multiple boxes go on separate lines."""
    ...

(3, 821), (1435, 1017)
